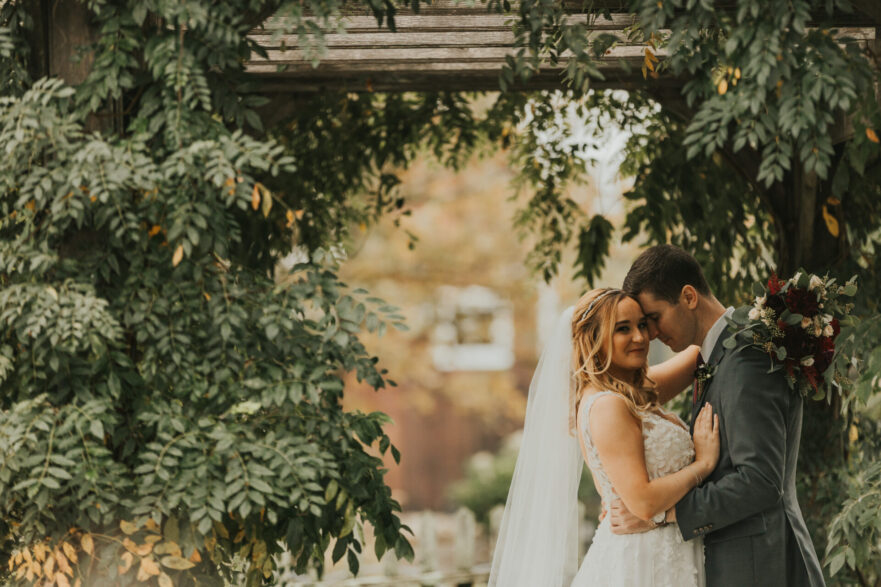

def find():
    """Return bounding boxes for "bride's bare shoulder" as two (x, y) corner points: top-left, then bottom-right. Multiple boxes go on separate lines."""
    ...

(585, 392), (640, 431)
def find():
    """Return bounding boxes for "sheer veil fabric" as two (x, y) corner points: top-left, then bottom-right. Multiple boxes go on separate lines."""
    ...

(488, 306), (584, 587)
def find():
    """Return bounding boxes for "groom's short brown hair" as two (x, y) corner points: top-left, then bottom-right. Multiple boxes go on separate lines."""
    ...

(623, 244), (711, 304)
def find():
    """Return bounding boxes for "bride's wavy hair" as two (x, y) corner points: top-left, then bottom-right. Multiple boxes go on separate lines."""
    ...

(571, 288), (659, 420)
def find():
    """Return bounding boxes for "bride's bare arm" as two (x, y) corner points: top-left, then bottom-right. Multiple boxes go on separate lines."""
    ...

(589, 394), (719, 522)
(648, 345), (701, 404)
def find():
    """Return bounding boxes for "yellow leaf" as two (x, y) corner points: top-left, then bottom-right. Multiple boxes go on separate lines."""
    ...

(137, 556), (161, 581)
(145, 535), (163, 544)
(161, 555), (196, 570)
(120, 520), (138, 535)
(189, 548), (202, 564)
(251, 184), (261, 211)
(717, 79), (728, 95)
(118, 552), (134, 575)
(203, 291), (211, 301)
(822, 204), (840, 237)
(204, 536), (217, 555)
(734, 67), (741, 79)
(144, 518), (160, 533)
(233, 530), (246, 544)
(74, 579), (82, 587)
(285, 209), (295, 228)
(54, 548), (72, 576)
(867, 128), (880, 143)
(158, 573), (174, 587)
(61, 542), (77, 565)
(172, 244), (184, 267)
(80, 534), (94, 556)
(259, 184), (273, 217)
(25, 200), (35, 212)
(827, 196), (841, 206)
(154, 541), (183, 558)
(148, 225), (162, 237)
(43, 553), (55, 580)
(294, 209), (305, 220)
(57, 575), (71, 587)
(89, 195), (97, 203)
(34, 543), (49, 562)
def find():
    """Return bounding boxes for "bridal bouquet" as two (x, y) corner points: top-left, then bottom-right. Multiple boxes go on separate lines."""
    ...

(725, 270), (858, 399)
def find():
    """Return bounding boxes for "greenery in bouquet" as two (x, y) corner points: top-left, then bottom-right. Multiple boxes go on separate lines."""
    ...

(724, 271), (858, 401)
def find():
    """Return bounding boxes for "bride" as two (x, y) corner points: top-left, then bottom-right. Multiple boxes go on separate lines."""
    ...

(489, 288), (720, 586)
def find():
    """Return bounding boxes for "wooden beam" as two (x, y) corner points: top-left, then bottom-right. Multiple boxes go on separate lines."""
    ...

(244, 2), (877, 93)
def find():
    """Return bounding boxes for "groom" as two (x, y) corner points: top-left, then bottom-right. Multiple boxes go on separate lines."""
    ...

(613, 244), (825, 586)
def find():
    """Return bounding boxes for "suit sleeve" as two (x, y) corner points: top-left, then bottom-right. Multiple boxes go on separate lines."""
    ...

(675, 348), (789, 541)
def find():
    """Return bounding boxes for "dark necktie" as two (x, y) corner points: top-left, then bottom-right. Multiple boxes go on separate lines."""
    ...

(693, 352), (705, 406)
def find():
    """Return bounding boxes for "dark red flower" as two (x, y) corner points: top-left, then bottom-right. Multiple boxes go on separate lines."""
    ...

(831, 318), (841, 339)
(767, 294), (786, 318)
(779, 323), (813, 359)
(803, 365), (820, 390)
(785, 287), (820, 317)
(768, 272), (785, 295)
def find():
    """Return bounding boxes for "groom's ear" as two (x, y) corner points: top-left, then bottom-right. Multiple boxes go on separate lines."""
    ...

(680, 285), (700, 310)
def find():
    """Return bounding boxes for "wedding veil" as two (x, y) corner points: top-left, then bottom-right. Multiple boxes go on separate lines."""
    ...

(488, 306), (584, 586)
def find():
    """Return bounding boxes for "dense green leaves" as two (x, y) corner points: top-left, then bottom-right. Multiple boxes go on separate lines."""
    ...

(0, 1), (413, 584)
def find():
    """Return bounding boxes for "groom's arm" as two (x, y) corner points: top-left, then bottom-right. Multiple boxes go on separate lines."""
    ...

(674, 349), (789, 541)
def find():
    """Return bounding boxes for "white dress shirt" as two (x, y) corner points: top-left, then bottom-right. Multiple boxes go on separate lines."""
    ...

(700, 307), (735, 361)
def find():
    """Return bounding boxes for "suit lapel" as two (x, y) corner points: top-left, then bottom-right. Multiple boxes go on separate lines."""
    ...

(690, 330), (732, 430)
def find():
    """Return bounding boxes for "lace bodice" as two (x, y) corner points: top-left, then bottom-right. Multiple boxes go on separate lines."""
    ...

(572, 392), (705, 587)
(578, 391), (695, 505)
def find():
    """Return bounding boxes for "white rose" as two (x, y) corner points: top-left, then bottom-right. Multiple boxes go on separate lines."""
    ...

(809, 275), (823, 291)
(749, 307), (762, 321)
(824, 324), (834, 337)
(755, 295), (767, 307)
(801, 316), (813, 329)
(801, 356), (815, 366)
(823, 313), (833, 324)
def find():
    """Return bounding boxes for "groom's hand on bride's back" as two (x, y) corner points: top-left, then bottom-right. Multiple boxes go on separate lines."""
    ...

(608, 499), (654, 535)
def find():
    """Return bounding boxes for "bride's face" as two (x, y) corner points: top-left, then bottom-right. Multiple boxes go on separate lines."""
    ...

(606, 297), (650, 378)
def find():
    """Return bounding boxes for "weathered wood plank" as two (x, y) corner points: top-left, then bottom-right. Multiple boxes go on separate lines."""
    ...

(246, 4), (876, 93)
(256, 13), (635, 34)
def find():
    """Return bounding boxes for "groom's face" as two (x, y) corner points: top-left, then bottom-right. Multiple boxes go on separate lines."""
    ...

(636, 290), (696, 352)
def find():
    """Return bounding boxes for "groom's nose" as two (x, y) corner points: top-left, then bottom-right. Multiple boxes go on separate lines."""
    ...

(646, 321), (659, 340)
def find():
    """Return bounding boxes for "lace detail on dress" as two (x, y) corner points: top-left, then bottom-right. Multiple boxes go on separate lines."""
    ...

(573, 391), (704, 587)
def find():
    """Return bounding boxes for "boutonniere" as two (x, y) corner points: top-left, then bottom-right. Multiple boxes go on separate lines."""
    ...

(695, 363), (717, 385)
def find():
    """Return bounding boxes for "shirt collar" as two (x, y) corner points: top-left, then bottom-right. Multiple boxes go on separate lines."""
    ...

(700, 307), (735, 361)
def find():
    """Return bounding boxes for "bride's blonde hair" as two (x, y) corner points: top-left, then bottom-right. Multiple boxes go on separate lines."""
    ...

(571, 288), (659, 420)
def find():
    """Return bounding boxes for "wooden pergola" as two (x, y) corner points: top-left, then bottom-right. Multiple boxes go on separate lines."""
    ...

(28, 0), (881, 275)
(246, 0), (881, 94)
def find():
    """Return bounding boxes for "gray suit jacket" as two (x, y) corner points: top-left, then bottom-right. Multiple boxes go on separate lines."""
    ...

(675, 331), (825, 587)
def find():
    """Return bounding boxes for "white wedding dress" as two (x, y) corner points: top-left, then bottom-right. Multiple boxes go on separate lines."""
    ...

(572, 391), (706, 587)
